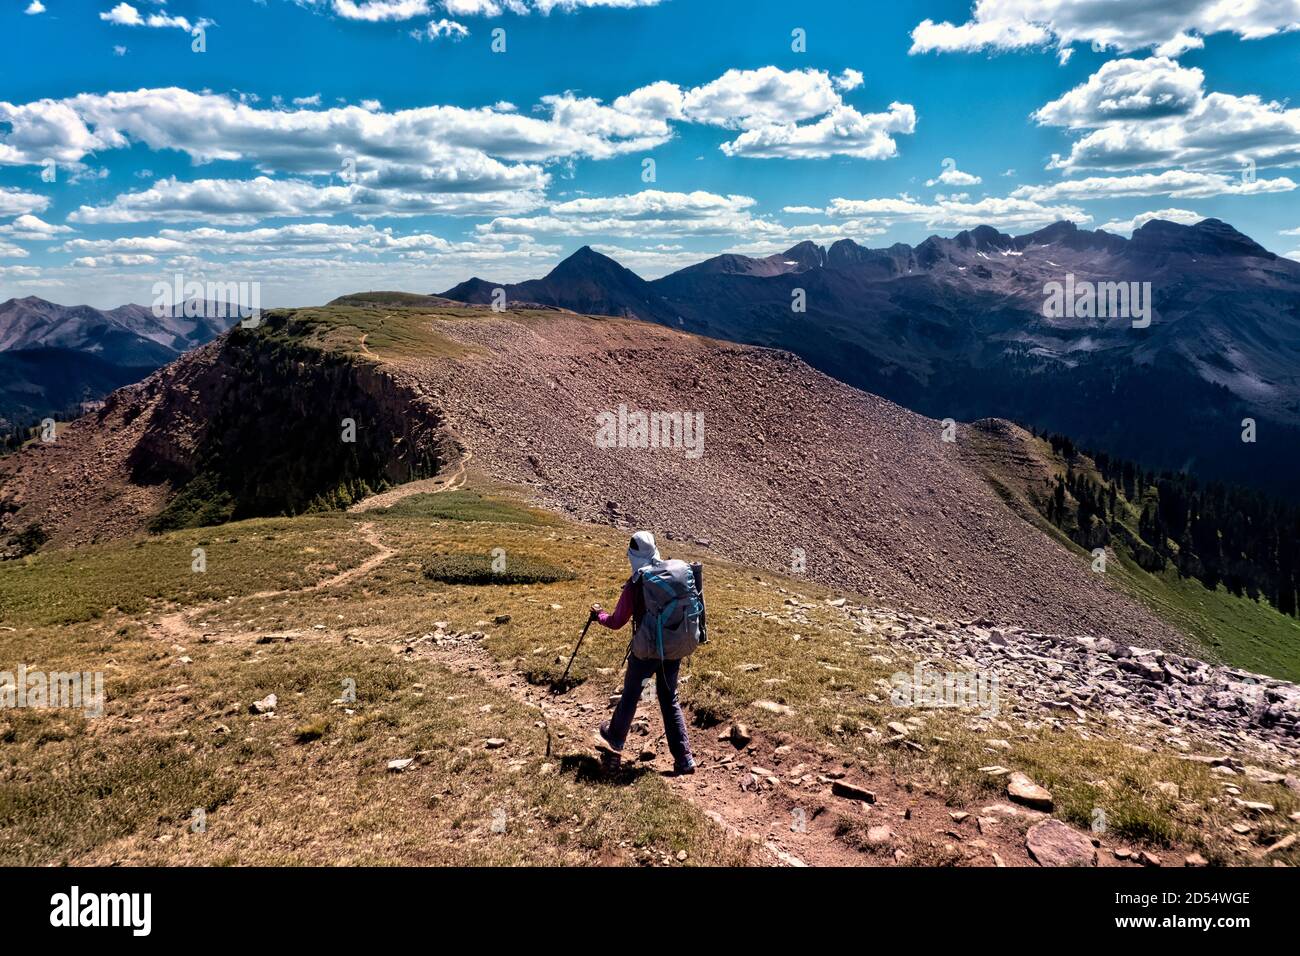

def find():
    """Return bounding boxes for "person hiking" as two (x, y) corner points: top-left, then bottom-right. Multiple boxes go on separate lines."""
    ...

(590, 530), (703, 775)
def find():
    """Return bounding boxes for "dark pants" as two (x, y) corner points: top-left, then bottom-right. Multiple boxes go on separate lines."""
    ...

(606, 655), (694, 769)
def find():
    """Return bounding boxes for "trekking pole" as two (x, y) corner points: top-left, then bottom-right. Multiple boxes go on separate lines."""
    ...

(560, 610), (598, 685)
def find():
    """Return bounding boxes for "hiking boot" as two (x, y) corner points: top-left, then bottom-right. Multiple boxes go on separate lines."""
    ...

(673, 759), (696, 776)
(595, 722), (622, 753)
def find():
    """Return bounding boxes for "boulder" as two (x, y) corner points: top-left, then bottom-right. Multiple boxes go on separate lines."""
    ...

(1007, 771), (1053, 810)
(1026, 819), (1096, 867)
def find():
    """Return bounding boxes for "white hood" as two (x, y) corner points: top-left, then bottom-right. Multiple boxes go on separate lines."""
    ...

(627, 530), (660, 575)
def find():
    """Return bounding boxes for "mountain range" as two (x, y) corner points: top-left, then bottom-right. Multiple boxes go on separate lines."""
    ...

(0, 296), (232, 428)
(441, 219), (1300, 496)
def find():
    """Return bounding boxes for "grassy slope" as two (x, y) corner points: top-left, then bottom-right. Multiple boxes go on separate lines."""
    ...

(972, 428), (1300, 682)
(257, 303), (483, 362)
(1107, 557), (1300, 681)
(134, 489), (1300, 860)
(0, 509), (748, 866)
(2, 486), (1296, 865)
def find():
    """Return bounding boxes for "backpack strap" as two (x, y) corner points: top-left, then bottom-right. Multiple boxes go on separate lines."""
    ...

(655, 597), (679, 660)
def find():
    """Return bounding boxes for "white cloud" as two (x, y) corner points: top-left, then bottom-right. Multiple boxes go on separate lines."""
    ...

(442, 0), (512, 13)
(833, 68), (864, 92)
(441, 0), (665, 13)
(1013, 169), (1296, 201)
(719, 102), (917, 160)
(1097, 208), (1203, 234)
(685, 67), (846, 128)
(0, 264), (43, 278)
(25, 2), (46, 14)
(318, 0), (663, 16)
(822, 193), (1090, 231)
(533, 0), (664, 10)
(478, 189), (777, 238)
(67, 175), (544, 224)
(0, 87), (668, 173)
(618, 67), (847, 129)
(1035, 58), (1300, 172)
(72, 253), (159, 268)
(333, 0), (432, 20)
(29, 227), (571, 306)
(60, 222), (470, 257)
(413, 18), (470, 39)
(910, 0), (1300, 58)
(615, 67), (917, 160)
(0, 69), (913, 214)
(1155, 33), (1204, 57)
(1033, 57), (1204, 127)
(0, 186), (51, 218)
(926, 160), (982, 187)
(0, 214), (72, 240)
(912, 12), (1050, 55)
(0, 66), (919, 251)
(475, 189), (890, 248)
(99, 3), (206, 31)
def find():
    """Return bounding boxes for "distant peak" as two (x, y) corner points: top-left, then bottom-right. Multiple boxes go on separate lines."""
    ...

(781, 240), (826, 268)
(1026, 221), (1078, 242)
(549, 245), (627, 274)
(566, 245), (612, 264)
(956, 224), (1014, 251)
(1132, 217), (1271, 258)
(784, 240), (822, 254)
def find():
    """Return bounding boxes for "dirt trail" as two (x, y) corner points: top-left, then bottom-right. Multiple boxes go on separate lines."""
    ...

(155, 521), (395, 645)
(159, 436), (470, 645)
(410, 631), (1053, 868)
(348, 449), (472, 513)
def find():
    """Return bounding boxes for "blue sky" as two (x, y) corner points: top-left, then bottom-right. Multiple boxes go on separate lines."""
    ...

(1, 0), (1298, 307)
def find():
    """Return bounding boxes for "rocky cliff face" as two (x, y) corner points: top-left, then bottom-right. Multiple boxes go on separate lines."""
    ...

(0, 313), (457, 550)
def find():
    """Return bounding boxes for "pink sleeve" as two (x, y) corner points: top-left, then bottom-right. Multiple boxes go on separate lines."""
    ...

(597, 581), (635, 630)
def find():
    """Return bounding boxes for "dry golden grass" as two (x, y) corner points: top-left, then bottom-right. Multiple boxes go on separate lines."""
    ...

(0, 505), (750, 867)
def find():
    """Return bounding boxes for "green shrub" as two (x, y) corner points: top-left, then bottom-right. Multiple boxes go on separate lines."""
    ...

(422, 552), (574, 585)
(149, 472), (236, 533)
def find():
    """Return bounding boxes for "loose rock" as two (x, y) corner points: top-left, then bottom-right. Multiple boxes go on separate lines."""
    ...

(1026, 819), (1096, 867)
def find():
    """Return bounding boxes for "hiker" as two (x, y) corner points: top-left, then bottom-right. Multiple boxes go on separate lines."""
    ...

(590, 531), (704, 775)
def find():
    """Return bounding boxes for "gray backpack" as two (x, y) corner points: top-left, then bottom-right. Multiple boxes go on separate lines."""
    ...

(631, 558), (704, 661)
